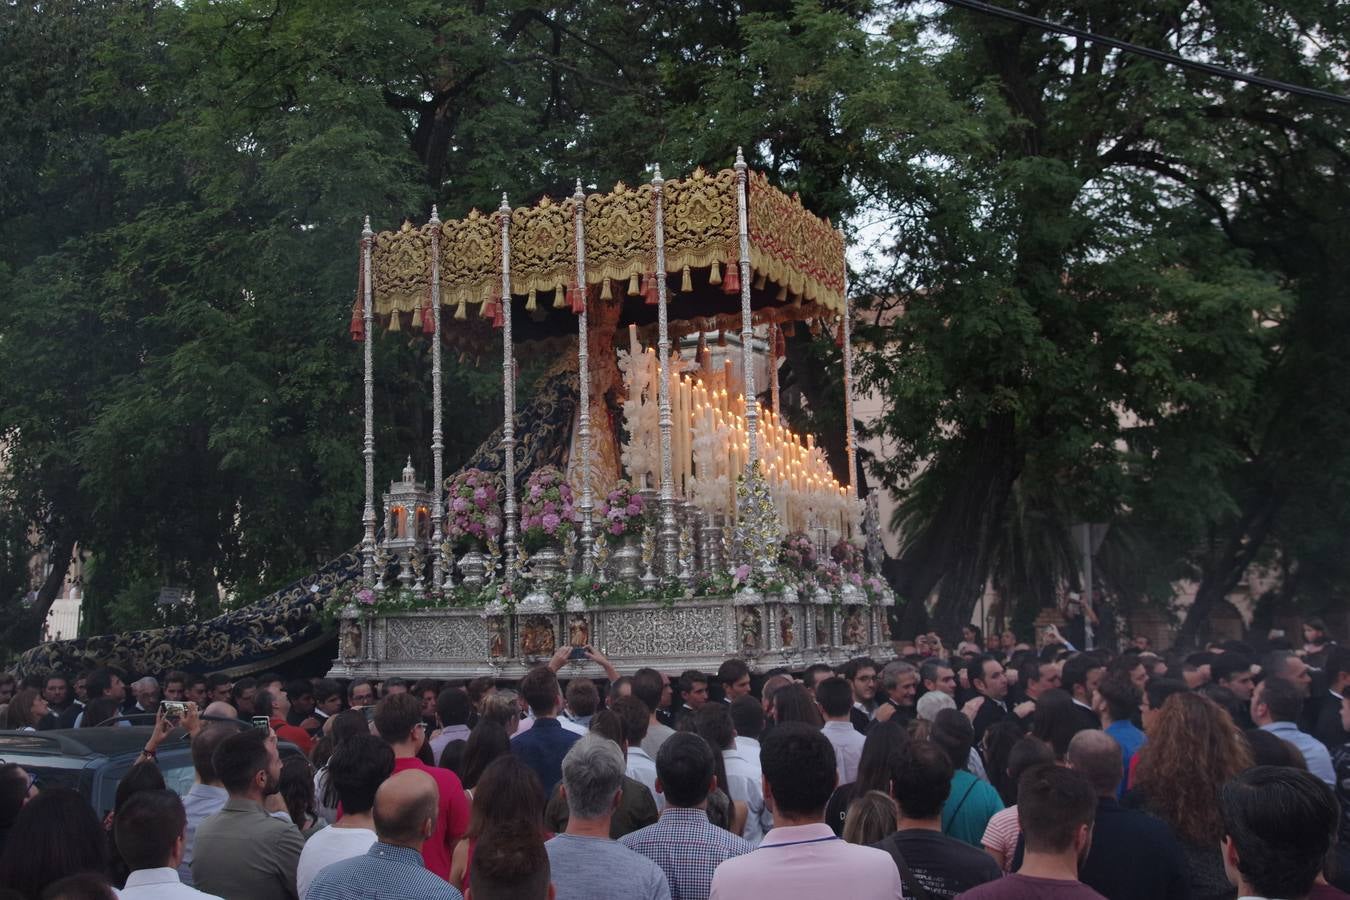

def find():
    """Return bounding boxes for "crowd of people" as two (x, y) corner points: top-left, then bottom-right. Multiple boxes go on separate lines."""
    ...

(0, 617), (1347, 900)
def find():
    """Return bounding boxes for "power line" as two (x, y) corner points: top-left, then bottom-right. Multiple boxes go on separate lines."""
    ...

(934, 0), (1350, 107)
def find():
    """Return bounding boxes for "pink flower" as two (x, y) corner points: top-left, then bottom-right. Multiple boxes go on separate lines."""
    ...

(733, 564), (751, 586)
(356, 589), (375, 605)
(609, 522), (624, 535)
(451, 497), (467, 512)
(626, 502), (641, 516)
(542, 513), (561, 532)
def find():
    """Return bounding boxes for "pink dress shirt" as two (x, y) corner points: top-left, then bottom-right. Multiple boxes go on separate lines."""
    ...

(709, 822), (904, 900)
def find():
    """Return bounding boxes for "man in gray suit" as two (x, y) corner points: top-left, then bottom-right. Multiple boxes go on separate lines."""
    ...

(192, 727), (305, 900)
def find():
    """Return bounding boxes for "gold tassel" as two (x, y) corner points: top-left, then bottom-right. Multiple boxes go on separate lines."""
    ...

(753, 271), (767, 290)
(627, 273), (640, 296)
(455, 301), (467, 320)
(411, 305), (423, 331)
(526, 289), (537, 312)
(600, 278), (613, 301)
(480, 294), (493, 318)
(681, 265), (693, 293)
(553, 284), (567, 309)
(775, 283), (788, 301)
(388, 311), (402, 332)
(708, 260), (722, 285)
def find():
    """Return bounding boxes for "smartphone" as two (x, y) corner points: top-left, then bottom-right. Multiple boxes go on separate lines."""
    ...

(569, 646), (589, 661)
(251, 715), (271, 731)
(161, 700), (186, 723)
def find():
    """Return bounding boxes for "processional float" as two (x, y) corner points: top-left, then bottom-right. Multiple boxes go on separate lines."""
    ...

(332, 151), (894, 679)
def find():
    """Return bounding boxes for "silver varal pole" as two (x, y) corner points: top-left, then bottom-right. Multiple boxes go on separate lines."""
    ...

(429, 207), (447, 590)
(361, 216), (377, 587)
(652, 167), (678, 580)
(573, 180), (596, 573)
(734, 148), (760, 465)
(840, 227), (858, 521)
(499, 195), (519, 578)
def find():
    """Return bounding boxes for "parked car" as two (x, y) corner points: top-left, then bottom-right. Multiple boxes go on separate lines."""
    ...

(0, 723), (302, 817)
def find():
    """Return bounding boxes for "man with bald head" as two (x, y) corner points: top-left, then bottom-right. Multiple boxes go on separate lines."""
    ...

(307, 769), (463, 900)
(1064, 730), (1188, 900)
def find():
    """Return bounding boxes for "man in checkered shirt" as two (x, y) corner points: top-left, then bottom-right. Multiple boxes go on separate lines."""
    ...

(620, 732), (753, 900)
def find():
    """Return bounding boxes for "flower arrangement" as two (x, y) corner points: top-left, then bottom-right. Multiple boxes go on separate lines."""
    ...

(597, 481), (650, 542)
(863, 574), (892, 604)
(831, 538), (865, 573)
(520, 466), (577, 551)
(446, 468), (503, 551)
(779, 531), (818, 571)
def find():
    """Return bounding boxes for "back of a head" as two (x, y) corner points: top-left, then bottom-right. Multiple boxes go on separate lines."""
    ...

(842, 790), (899, 846)
(1144, 678), (1189, 712)
(609, 695), (650, 746)
(114, 761), (166, 813)
(729, 694), (764, 740)
(656, 732), (716, 808)
(565, 678), (599, 717)
(1220, 766), (1339, 899)
(437, 688), (473, 728)
(1242, 729), (1308, 769)
(761, 722), (837, 818)
(114, 790), (185, 872)
(1066, 730), (1123, 797)
(0, 788), (107, 899)
(856, 720), (910, 794)
(560, 733), (626, 820)
(85, 669), (116, 700)
(461, 719), (511, 791)
(816, 676), (853, 719)
(930, 708), (974, 770)
(373, 692), (423, 743)
(190, 724), (233, 783)
(693, 701), (735, 751)
(285, 679), (313, 704)
(631, 668), (664, 714)
(466, 754), (546, 841)
(773, 683), (823, 727)
(889, 739), (953, 819)
(1261, 650), (1298, 682)
(916, 690), (955, 722)
(588, 708), (623, 746)
(1210, 653), (1254, 686)
(212, 728), (271, 794)
(327, 734), (395, 815)
(82, 697), (122, 727)
(38, 874), (116, 900)
(1257, 676), (1303, 723)
(468, 820), (551, 900)
(519, 666), (561, 717)
(1097, 671), (1141, 723)
(1030, 688), (1081, 759)
(1016, 764), (1097, 854)
(373, 769), (439, 845)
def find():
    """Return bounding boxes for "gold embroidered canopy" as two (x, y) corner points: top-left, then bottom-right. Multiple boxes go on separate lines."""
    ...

(362, 166), (845, 344)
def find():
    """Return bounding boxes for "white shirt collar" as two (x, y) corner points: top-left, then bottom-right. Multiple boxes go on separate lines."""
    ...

(125, 867), (182, 887)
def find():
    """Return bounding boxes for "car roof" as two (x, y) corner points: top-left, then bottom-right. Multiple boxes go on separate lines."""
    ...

(0, 727), (163, 759)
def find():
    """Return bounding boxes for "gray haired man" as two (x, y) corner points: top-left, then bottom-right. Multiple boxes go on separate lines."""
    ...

(544, 734), (671, 900)
(873, 661), (918, 726)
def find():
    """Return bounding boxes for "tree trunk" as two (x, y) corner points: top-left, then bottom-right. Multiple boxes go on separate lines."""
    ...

(19, 534), (76, 650)
(1175, 490), (1284, 648)
(892, 413), (1022, 641)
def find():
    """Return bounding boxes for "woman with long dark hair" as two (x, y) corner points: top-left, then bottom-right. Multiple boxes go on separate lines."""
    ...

(5, 688), (47, 732)
(459, 720), (511, 794)
(313, 709), (370, 824)
(1128, 691), (1252, 900)
(772, 683), (823, 728)
(824, 719), (909, 836)
(0, 787), (107, 899)
(1029, 688), (1084, 760)
(449, 754), (548, 892)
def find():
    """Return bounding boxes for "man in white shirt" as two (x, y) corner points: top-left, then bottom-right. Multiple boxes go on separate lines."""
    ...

(116, 789), (224, 899)
(710, 723), (902, 899)
(729, 695), (764, 770)
(612, 695), (661, 809)
(297, 734), (394, 898)
(817, 677), (866, 784)
(698, 704), (772, 844)
(1251, 677), (1335, 786)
